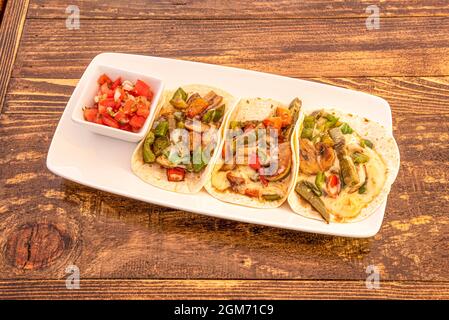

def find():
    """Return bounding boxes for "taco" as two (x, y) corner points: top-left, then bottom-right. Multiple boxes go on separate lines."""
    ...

(205, 97), (302, 208)
(131, 84), (236, 193)
(287, 109), (400, 223)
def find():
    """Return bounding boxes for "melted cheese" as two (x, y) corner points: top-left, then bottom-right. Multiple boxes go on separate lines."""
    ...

(324, 146), (387, 221)
(297, 135), (387, 222)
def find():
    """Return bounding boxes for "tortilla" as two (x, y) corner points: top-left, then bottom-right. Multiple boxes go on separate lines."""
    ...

(287, 109), (400, 223)
(131, 84), (236, 193)
(205, 97), (303, 208)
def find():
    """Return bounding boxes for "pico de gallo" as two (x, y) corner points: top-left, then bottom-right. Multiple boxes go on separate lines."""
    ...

(83, 74), (154, 132)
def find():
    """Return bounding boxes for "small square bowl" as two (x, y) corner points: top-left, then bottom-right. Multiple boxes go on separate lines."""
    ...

(71, 64), (164, 142)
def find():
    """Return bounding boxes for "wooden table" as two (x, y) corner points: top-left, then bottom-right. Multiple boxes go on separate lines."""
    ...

(0, 0), (448, 300)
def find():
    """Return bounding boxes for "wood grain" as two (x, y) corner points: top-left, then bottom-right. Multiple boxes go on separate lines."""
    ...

(12, 17), (449, 79)
(0, 279), (447, 299)
(0, 0), (29, 113)
(0, 103), (447, 280)
(1, 0), (449, 299)
(27, 0), (449, 19)
(0, 0), (5, 19)
(5, 76), (449, 115)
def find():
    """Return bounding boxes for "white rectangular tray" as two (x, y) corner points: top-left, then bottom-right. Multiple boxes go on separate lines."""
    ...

(47, 53), (394, 238)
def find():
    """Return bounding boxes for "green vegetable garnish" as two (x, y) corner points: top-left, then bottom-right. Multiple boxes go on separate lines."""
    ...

(361, 139), (374, 148)
(202, 109), (215, 123)
(174, 111), (185, 122)
(262, 194), (282, 201)
(212, 105), (225, 122)
(143, 131), (155, 163)
(303, 180), (322, 197)
(295, 181), (329, 223)
(321, 133), (334, 146)
(340, 123), (353, 134)
(358, 181), (367, 194)
(169, 87), (188, 109)
(176, 121), (185, 129)
(152, 136), (170, 156)
(154, 120), (169, 137)
(301, 127), (313, 140)
(315, 171), (325, 190)
(192, 148), (207, 173)
(303, 116), (316, 129)
(351, 152), (370, 164)
(325, 114), (339, 128)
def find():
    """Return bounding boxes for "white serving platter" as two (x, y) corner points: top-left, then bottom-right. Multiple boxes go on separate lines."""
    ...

(47, 53), (396, 238)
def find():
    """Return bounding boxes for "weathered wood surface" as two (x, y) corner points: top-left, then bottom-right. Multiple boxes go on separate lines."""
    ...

(0, 0), (448, 299)
(27, 0), (449, 19)
(0, 0), (28, 113)
(0, 279), (448, 299)
(13, 17), (449, 78)
(1, 77), (448, 282)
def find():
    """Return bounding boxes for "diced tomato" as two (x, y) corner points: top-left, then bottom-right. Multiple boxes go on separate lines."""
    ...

(114, 111), (129, 125)
(276, 107), (292, 127)
(100, 82), (114, 98)
(102, 114), (119, 128)
(249, 153), (261, 171)
(248, 154), (268, 186)
(129, 115), (146, 129)
(326, 174), (341, 198)
(97, 104), (107, 115)
(137, 108), (150, 118)
(87, 75), (153, 132)
(123, 99), (135, 115)
(94, 114), (103, 125)
(133, 79), (152, 98)
(263, 117), (283, 130)
(136, 104), (150, 117)
(119, 123), (132, 131)
(83, 108), (98, 122)
(244, 188), (260, 198)
(119, 88), (127, 100)
(111, 77), (122, 90)
(167, 167), (185, 182)
(114, 99), (122, 110)
(99, 98), (116, 108)
(259, 175), (268, 187)
(98, 74), (112, 85)
(328, 174), (339, 187)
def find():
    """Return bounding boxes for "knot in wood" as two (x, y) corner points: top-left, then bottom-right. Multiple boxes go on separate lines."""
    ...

(5, 223), (68, 270)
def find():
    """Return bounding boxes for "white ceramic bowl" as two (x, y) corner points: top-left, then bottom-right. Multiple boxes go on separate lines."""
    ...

(71, 64), (164, 142)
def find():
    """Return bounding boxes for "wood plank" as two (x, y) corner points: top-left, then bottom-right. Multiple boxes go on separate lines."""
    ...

(0, 0), (4, 19)
(0, 0), (29, 113)
(12, 17), (449, 79)
(27, 0), (449, 19)
(0, 279), (447, 299)
(0, 108), (447, 280)
(5, 77), (449, 115)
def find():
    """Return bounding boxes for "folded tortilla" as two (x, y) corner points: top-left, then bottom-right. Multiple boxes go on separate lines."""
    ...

(287, 109), (400, 223)
(205, 97), (303, 208)
(131, 84), (236, 194)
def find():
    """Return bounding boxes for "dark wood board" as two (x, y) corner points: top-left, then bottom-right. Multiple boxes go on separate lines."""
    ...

(12, 17), (449, 78)
(27, 0), (449, 19)
(0, 0), (448, 299)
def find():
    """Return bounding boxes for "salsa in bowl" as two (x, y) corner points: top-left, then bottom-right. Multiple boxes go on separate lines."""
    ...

(71, 65), (163, 142)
